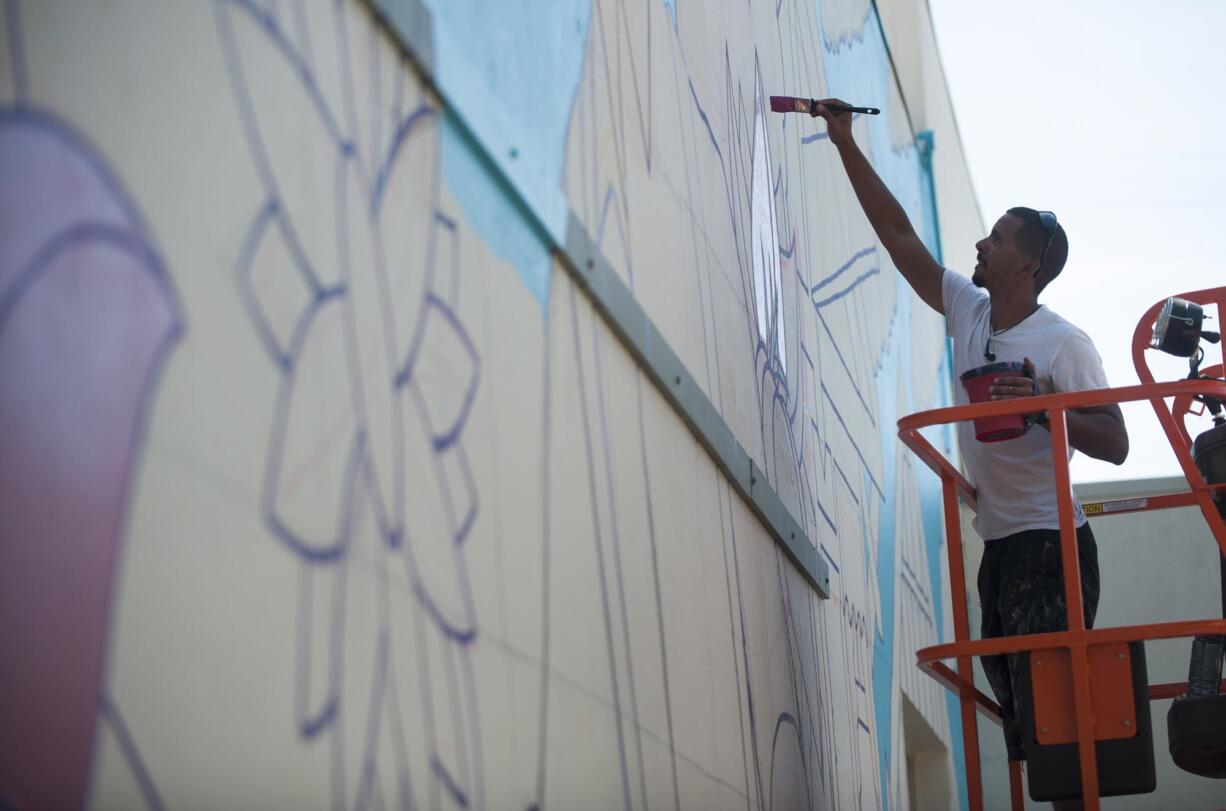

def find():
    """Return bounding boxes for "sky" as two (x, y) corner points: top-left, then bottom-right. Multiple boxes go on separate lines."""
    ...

(926, 0), (1226, 483)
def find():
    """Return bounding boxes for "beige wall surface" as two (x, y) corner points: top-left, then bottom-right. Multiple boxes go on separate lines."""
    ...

(0, 1), (978, 808)
(877, 0), (985, 270)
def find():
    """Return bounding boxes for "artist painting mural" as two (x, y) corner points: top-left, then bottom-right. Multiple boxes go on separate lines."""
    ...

(0, 0), (965, 809)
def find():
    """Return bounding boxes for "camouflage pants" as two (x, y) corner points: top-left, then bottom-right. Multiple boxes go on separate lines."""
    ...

(978, 523), (1100, 761)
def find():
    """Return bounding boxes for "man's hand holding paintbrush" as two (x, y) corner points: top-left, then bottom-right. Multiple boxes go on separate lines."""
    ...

(769, 95), (871, 150)
(807, 98), (860, 149)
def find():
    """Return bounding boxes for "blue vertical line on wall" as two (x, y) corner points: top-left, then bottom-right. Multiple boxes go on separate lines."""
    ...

(871, 278), (904, 811)
(917, 127), (969, 811)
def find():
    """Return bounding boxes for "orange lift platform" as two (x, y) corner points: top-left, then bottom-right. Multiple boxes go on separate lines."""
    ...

(898, 286), (1226, 810)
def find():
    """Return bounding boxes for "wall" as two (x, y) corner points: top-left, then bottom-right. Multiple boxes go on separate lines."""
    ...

(0, 1), (981, 808)
(876, 0), (985, 265)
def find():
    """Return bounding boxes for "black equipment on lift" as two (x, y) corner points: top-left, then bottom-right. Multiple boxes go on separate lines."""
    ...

(1169, 424), (1226, 778)
(1153, 297), (1226, 779)
(1018, 643), (1156, 801)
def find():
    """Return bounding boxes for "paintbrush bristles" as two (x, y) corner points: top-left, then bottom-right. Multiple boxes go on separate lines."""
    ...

(769, 95), (809, 114)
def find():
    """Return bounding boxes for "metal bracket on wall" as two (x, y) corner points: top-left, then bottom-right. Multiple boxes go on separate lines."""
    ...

(366, 0), (830, 598)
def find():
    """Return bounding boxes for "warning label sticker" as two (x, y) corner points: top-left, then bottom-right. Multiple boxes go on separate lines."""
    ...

(1083, 497), (1148, 516)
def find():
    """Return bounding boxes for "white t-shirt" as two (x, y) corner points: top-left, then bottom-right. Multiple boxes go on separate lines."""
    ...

(943, 269), (1110, 540)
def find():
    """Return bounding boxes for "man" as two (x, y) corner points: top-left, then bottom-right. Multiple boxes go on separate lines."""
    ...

(811, 100), (1129, 794)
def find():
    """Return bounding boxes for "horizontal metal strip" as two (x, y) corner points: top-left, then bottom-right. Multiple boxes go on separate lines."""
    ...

(366, 0), (829, 597)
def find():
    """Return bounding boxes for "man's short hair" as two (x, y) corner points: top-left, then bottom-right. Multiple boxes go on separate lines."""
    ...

(1007, 206), (1068, 293)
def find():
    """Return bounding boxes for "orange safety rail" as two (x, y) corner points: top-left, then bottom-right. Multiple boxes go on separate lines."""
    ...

(899, 371), (1226, 810)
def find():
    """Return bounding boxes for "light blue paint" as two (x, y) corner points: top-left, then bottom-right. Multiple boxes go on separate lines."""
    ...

(916, 130), (944, 270)
(662, 0), (676, 27)
(815, 4), (966, 809)
(440, 113), (552, 305)
(422, 0), (591, 308)
(914, 353), (956, 645)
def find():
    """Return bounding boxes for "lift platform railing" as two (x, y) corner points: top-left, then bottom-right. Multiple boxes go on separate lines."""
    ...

(898, 378), (1226, 811)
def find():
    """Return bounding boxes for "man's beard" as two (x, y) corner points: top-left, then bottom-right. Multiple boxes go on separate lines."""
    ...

(971, 269), (986, 288)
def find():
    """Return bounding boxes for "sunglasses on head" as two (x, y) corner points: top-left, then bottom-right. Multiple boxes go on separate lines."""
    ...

(1036, 210), (1058, 276)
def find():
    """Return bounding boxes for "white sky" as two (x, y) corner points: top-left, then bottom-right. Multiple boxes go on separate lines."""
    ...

(928, 0), (1226, 483)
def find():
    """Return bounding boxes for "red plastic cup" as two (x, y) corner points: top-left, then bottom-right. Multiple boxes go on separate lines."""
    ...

(960, 361), (1031, 442)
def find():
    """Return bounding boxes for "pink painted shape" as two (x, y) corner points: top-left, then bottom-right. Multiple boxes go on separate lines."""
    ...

(0, 116), (177, 810)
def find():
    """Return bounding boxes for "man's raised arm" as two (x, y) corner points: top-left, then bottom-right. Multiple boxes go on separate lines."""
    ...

(814, 99), (945, 314)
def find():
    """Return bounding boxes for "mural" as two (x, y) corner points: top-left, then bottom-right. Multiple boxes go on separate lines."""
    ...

(219, 1), (485, 807)
(0, 32), (183, 806)
(0, 0), (965, 809)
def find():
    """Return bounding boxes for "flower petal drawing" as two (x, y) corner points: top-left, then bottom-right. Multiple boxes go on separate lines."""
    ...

(375, 104), (440, 359)
(219, 2), (484, 804)
(399, 392), (477, 640)
(338, 150), (406, 542)
(236, 199), (318, 369)
(295, 559), (344, 739)
(403, 293), (479, 452)
(218, 0), (346, 291)
(265, 291), (363, 562)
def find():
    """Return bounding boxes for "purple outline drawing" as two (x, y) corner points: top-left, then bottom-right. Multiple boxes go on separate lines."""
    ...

(217, 1), (483, 807)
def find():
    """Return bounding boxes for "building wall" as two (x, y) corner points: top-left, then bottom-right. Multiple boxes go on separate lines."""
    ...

(0, 1), (981, 808)
(876, 0), (985, 266)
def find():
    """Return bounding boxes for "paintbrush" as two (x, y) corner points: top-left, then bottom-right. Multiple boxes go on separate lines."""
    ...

(769, 96), (880, 116)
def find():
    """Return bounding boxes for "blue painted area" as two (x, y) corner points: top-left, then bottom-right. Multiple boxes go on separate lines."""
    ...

(422, 0), (591, 308)
(662, 0), (676, 27)
(815, 4), (966, 810)
(816, 12), (924, 224)
(914, 357), (955, 639)
(439, 113), (552, 306)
